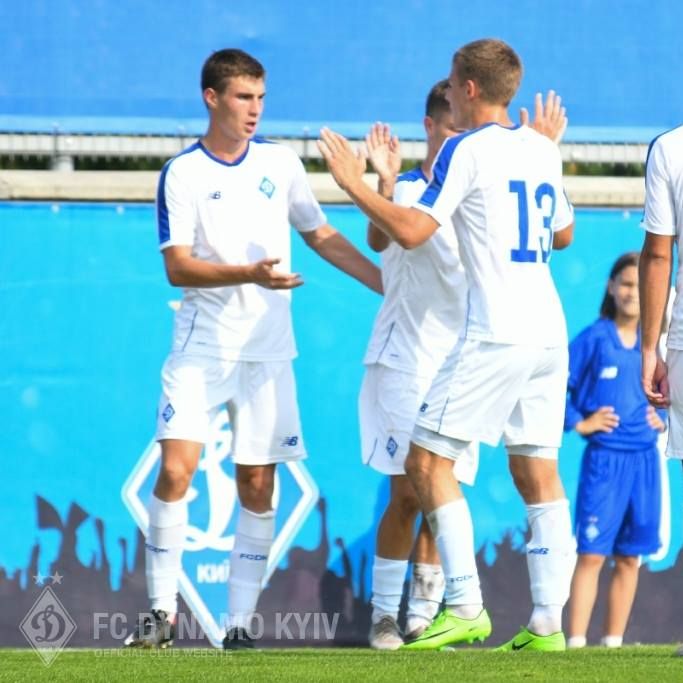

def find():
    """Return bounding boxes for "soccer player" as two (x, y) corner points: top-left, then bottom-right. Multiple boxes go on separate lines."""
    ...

(565, 252), (665, 649)
(125, 48), (382, 650)
(318, 38), (577, 651)
(639, 124), (683, 657)
(360, 83), (479, 649)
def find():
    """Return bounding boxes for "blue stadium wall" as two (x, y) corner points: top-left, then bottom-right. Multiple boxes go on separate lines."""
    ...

(1, 203), (682, 647)
(1, 0), (683, 132)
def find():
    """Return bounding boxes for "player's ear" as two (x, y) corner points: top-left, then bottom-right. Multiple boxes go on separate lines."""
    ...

(424, 115), (434, 136)
(203, 88), (218, 110)
(465, 79), (478, 100)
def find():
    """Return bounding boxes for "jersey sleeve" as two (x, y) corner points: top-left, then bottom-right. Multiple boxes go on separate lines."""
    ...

(157, 160), (197, 250)
(642, 137), (676, 236)
(413, 136), (475, 225)
(288, 155), (326, 232)
(564, 326), (595, 432)
(393, 177), (426, 208)
(551, 147), (574, 231)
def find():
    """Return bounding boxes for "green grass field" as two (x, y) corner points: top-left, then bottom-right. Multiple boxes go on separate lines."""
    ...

(1, 646), (682, 682)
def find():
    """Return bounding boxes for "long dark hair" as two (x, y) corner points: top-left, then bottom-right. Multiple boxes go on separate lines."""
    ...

(599, 252), (639, 319)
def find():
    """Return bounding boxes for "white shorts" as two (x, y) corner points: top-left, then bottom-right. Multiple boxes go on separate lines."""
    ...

(155, 352), (306, 465)
(358, 363), (479, 484)
(665, 349), (683, 458)
(415, 339), (568, 459)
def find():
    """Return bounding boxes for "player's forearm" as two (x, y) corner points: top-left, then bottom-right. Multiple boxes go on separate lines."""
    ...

(366, 177), (395, 252)
(346, 180), (429, 249)
(311, 231), (383, 294)
(165, 254), (255, 288)
(639, 245), (671, 352)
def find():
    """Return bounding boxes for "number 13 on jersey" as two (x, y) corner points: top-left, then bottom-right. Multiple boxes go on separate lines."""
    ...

(509, 180), (556, 264)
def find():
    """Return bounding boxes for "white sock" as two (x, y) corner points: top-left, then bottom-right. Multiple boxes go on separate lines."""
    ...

(567, 635), (587, 648)
(406, 563), (444, 632)
(526, 499), (577, 635)
(601, 635), (623, 648)
(371, 556), (408, 624)
(427, 498), (482, 618)
(228, 507), (275, 630)
(146, 494), (188, 615)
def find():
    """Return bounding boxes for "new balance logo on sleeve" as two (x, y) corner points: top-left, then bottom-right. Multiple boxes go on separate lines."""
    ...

(280, 436), (299, 447)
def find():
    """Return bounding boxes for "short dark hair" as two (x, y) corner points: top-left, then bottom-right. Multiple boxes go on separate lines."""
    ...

(425, 79), (451, 119)
(452, 39), (522, 106)
(600, 251), (639, 319)
(201, 49), (265, 93)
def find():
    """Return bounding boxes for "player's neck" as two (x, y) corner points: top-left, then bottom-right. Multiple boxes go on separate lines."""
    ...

(470, 104), (513, 130)
(614, 313), (639, 347)
(201, 131), (250, 163)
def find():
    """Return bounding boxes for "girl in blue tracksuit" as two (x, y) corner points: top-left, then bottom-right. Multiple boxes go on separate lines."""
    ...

(565, 252), (666, 649)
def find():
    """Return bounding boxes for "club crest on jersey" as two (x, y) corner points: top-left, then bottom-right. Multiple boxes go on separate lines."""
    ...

(161, 403), (175, 422)
(259, 177), (275, 198)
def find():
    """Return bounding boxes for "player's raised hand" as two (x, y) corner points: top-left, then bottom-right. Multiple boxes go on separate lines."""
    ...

(575, 406), (620, 435)
(365, 122), (401, 183)
(318, 127), (366, 192)
(520, 90), (568, 144)
(642, 350), (670, 408)
(250, 257), (304, 290)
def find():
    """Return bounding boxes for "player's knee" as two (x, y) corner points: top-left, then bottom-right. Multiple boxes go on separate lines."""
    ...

(157, 462), (194, 495)
(613, 555), (640, 571)
(390, 489), (421, 521)
(236, 468), (274, 512)
(404, 450), (432, 487)
(509, 458), (561, 503)
(577, 553), (606, 571)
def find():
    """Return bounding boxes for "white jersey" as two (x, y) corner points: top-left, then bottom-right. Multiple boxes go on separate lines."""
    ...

(157, 139), (326, 361)
(641, 125), (683, 350)
(363, 167), (468, 376)
(414, 123), (573, 347)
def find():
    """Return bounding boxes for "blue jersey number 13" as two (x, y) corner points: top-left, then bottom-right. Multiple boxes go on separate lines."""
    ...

(509, 180), (556, 263)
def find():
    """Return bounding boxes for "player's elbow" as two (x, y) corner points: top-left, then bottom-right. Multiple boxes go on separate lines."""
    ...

(164, 262), (189, 287)
(552, 223), (574, 250)
(395, 231), (427, 250)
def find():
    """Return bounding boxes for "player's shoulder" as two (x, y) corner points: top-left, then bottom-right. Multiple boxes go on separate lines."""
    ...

(646, 124), (683, 167)
(162, 141), (205, 174)
(250, 136), (301, 163)
(573, 318), (612, 347)
(397, 166), (428, 185)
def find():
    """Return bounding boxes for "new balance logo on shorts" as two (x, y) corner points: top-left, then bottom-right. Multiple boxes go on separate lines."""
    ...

(259, 177), (275, 198)
(239, 553), (267, 561)
(280, 435), (299, 447)
(208, 190), (222, 199)
(419, 402), (428, 413)
(528, 547), (549, 555)
(386, 437), (398, 457)
(161, 403), (175, 423)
